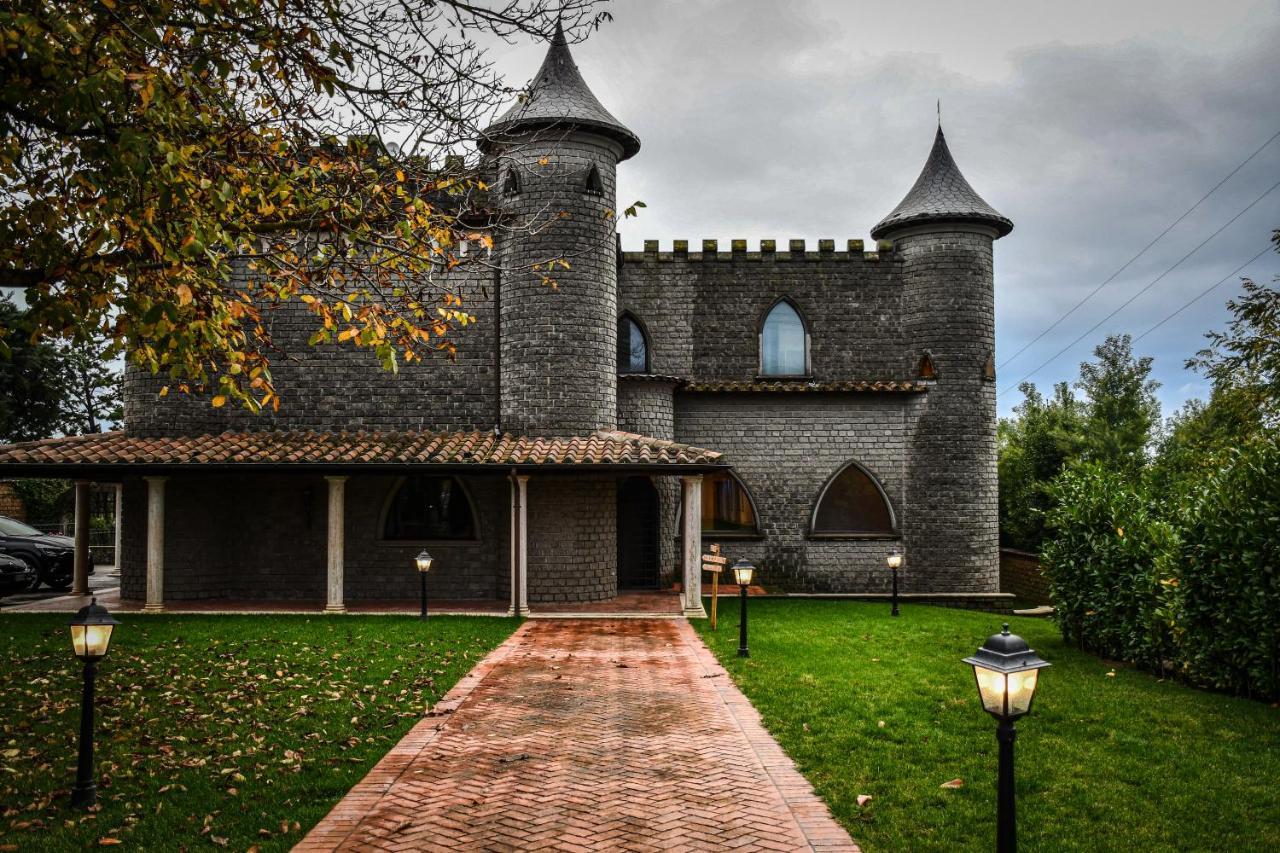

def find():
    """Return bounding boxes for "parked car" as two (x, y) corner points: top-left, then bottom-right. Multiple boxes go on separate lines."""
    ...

(0, 515), (93, 592)
(0, 552), (37, 596)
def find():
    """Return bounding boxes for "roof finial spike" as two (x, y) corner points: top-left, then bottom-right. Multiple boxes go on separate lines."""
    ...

(937, 98), (942, 130)
(552, 5), (567, 46)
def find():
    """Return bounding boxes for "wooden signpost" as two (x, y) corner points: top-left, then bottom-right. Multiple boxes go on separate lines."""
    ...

(702, 544), (728, 629)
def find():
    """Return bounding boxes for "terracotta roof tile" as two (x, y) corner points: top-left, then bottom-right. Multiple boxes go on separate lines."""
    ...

(681, 380), (927, 394)
(0, 429), (724, 471)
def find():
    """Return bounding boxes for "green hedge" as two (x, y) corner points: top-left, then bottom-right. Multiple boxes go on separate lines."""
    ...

(1040, 436), (1280, 700)
(1041, 462), (1176, 669)
(1173, 440), (1280, 699)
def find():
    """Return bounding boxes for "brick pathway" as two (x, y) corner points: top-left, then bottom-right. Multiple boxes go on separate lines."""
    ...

(297, 619), (859, 852)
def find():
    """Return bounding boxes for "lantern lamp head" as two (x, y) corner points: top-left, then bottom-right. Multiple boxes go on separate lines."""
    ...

(68, 597), (119, 662)
(415, 549), (434, 573)
(962, 624), (1050, 721)
(886, 547), (903, 571)
(731, 558), (755, 587)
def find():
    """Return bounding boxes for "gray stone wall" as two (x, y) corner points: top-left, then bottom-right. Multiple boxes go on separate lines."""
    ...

(674, 393), (922, 592)
(119, 473), (508, 602)
(898, 228), (1000, 593)
(122, 262), (498, 437)
(525, 476), (616, 602)
(617, 378), (675, 440)
(496, 132), (622, 435)
(618, 242), (911, 381)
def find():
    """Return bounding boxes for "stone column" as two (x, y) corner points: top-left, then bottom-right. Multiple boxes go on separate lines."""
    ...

(73, 480), (90, 595)
(681, 475), (706, 618)
(112, 484), (123, 571)
(514, 475), (529, 615)
(325, 476), (347, 613)
(143, 477), (166, 613)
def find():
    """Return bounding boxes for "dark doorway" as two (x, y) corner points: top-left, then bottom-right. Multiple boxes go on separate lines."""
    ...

(617, 477), (660, 589)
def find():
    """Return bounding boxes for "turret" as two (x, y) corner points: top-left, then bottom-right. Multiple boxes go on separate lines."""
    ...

(873, 126), (1012, 593)
(482, 23), (640, 435)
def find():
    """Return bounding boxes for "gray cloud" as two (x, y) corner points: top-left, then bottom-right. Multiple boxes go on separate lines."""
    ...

(491, 0), (1280, 417)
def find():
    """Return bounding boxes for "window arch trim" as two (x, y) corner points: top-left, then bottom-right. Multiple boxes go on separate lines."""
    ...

(808, 460), (900, 539)
(376, 475), (482, 544)
(617, 310), (652, 374)
(757, 297), (812, 378)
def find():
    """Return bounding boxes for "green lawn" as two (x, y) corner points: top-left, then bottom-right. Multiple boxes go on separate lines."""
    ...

(0, 613), (517, 851)
(695, 599), (1280, 852)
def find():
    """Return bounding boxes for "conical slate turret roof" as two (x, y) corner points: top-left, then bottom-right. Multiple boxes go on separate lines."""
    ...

(871, 127), (1012, 239)
(482, 22), (640, 160)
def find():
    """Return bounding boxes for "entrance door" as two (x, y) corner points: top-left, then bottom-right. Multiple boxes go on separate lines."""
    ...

(617, 477), (660, 589)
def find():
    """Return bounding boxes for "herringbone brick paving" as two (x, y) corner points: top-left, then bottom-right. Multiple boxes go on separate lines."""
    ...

(296, 619), (859, 852)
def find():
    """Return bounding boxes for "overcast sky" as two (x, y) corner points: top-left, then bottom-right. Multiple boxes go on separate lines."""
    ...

(489, 0), (1280, 419)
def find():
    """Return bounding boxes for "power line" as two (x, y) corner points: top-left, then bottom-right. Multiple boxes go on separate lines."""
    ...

(997, 177), (1280, 397)
(1133, 246), (1273, 343)
(998, 126), (1280, 370)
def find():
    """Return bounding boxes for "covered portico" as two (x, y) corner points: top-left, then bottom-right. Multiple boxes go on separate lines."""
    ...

(0, 429), (724, 617)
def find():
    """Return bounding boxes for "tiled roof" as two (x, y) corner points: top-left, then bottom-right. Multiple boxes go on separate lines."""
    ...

(871, 127), (1012, 239)
(681, 380), (927, 393)
(618, 373), (683, 384)
(481, 22), (640, 160)
(0, 430), (724, 471)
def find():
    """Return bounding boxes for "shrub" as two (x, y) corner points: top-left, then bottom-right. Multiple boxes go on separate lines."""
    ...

(1173, 437), (1280, 699)
(1041, 462), (1177, 669)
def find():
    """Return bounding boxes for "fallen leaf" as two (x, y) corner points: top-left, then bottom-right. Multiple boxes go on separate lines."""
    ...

(940, 779), (964, 789)
(857, 795), (873, 807)
(98, 840), (123, 847)
(878, 720), (886, 728)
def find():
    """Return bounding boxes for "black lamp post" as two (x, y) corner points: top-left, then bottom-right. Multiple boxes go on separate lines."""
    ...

(963, 624), (1050, 853)
(732, 558), (755, 658)
(67, 597), (119, 809)
(415, 549), (433, 619)
(886, 546), (903, 616)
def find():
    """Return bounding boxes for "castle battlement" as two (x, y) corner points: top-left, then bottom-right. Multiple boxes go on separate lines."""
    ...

(620, 238), (897, 263)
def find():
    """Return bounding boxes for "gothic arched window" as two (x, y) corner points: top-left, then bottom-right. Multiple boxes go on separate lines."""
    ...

(382, 476), (477, 541)
(760, 299), (809, 377)
(810, 462), (896, 536)
(701, 471), (759, 535)
(618, 314), (649, 374)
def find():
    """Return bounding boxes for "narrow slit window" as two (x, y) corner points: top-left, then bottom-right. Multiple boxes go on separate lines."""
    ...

(503, 168), (520, 196)
(584, 164), (603, 196)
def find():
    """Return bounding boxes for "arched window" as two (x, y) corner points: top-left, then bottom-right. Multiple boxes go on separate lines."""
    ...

(760, 300), (809, 376)
(811, 462), (896, 536)
(702, 471), (759, 535)
(618, 313), (649, 374)
(584, 164), (603, 196)
(382, 476), (477, 541)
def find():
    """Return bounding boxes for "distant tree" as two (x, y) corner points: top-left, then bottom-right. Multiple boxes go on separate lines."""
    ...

(0, 299), (69, 442)
(1187, 229), (1280, 425)
(0, 297), (122, 441)
(998, 381), (1086, 550)
(0, 0), (616, 412)
(1075, 334), (1161, 470)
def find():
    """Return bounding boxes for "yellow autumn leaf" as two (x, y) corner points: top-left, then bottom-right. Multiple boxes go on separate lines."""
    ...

(211, 395), (227, 408)
(176, 283), (193, 306)
(395, 169), (405, 182)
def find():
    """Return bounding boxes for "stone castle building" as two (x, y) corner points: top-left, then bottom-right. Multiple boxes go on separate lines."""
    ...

(0, 26), (1012, 614)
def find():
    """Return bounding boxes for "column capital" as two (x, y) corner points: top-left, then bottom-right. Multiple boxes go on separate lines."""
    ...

(515, 474), (531, 485)
(681, 473), (704, 484)
(143, 475), (168, 484)
(324, 474), (349, 484)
